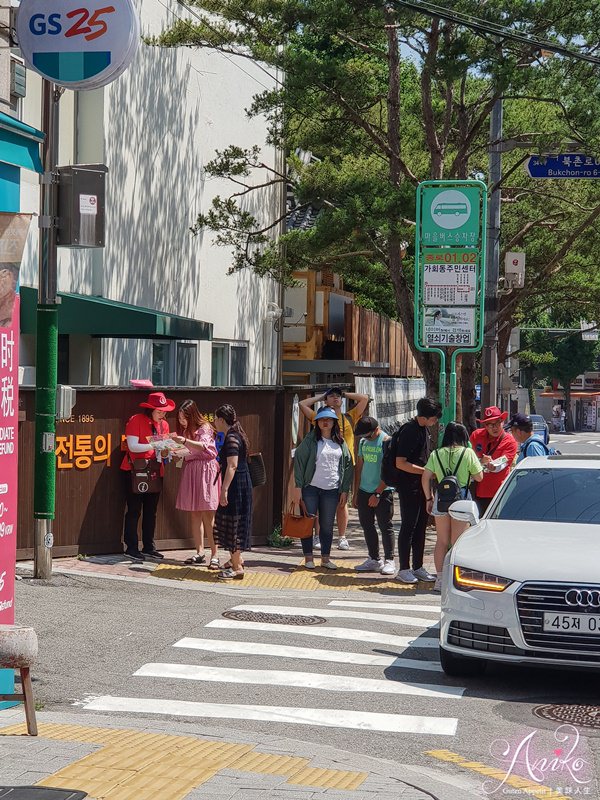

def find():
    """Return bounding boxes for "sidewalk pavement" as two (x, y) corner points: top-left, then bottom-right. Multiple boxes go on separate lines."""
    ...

(0, 708), (439, 800)
(17, 508), (438, 596)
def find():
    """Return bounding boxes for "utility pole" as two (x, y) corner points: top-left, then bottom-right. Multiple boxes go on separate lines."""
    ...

(481, 98), (503, 410)
(33, 79), (61, 579)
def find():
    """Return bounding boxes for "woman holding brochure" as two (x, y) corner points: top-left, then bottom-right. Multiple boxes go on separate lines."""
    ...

(172, 400), (220, 569)
(120, 391), (175, 562)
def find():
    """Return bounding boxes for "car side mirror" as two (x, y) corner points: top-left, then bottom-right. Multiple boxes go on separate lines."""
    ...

(448, 499), (480, 526)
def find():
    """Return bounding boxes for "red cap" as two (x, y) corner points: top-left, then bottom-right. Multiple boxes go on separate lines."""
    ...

(139, 392), (175, 412)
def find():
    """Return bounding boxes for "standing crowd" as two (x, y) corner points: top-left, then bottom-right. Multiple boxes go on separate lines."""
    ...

(293, 390), (541, 592)
(120, 388), (542, 589)
(120, 392), (252, 581)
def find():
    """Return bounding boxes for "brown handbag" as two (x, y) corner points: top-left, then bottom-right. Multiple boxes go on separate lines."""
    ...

(282, 501), (316, 539)
(130, 457), (162, 494)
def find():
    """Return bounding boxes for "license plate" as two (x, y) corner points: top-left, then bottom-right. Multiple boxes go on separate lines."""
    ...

(543, 613), (600, 634)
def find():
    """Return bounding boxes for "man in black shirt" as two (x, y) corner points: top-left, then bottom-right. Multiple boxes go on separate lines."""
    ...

(394, 397), (442, 583)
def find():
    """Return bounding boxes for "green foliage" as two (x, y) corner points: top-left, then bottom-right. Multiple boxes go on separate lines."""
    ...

(153, 0), (600, 357)
(267, 525), (294, 548)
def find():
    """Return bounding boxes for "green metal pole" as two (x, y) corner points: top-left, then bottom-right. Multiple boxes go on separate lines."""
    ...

(33, 80), (60, 579)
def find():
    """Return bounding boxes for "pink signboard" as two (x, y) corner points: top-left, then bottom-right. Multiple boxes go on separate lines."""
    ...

(0, 213), (31, 627)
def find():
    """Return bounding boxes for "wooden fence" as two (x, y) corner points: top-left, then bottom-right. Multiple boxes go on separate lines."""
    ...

(344, 306), (420, 377)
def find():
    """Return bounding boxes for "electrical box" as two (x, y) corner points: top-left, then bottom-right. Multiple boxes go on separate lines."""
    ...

(56, 385), (77, 420)
(57, 164), (108, 248)
(504, 251), (526, 289)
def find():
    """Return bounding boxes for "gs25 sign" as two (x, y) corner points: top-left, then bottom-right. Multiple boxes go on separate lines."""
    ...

(28, 7), (116, 42)
(17, 0), (140, 90)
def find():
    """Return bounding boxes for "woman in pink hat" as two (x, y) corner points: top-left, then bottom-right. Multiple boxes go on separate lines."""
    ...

(120, 391), (175, 561)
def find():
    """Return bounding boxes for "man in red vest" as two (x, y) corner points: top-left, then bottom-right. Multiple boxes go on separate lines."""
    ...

(469, 406), (518, 515)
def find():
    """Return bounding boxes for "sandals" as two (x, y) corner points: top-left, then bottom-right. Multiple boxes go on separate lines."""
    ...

(222, 559), (245, 570)
(184, 554), (206, 565)
(218, 567), (244, 580)
(207, 557), (220, 571)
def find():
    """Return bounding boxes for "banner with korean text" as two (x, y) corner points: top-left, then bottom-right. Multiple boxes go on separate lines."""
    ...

(0, 214), (31, 629)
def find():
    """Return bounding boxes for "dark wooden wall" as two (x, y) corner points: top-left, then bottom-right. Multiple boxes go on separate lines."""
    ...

(16, 388), (288, 559)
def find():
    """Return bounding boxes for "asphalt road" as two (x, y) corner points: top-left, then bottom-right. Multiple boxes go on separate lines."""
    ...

(548, 430), (600, 456)
(13, 569), (600, 798)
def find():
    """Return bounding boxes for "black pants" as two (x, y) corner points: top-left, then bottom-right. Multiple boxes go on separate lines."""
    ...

(123, 472), (161, 553)
(357, 489), (395, 561)
(475, 495), (493, 516)
(397, 478), (428, 571)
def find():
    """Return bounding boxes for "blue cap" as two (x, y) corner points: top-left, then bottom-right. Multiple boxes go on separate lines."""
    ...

(315, 407), (338, 421)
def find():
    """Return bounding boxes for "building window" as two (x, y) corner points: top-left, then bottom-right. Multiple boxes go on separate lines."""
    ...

(231, 344), (247, 386)
(152, 342), (172, 385)
(211, 341), (248, 386)
(176, 343), (197, 386)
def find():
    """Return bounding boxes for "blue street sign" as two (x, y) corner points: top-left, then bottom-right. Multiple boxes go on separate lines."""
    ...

(526, 154), (600, 179)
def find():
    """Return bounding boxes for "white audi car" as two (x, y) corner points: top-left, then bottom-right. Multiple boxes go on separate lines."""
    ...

(439, 456), (600, 676)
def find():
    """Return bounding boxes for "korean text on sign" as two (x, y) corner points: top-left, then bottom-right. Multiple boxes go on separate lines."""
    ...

(56, 434), (112, 469)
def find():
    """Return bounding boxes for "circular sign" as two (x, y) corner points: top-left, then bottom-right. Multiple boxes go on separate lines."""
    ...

(430, 189), (472, 230)
(17, 0), (140, 90)
(44, 532), (54, 548)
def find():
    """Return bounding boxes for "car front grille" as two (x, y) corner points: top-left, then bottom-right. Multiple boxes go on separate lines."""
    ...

(447, 621), (521, 654)
(516, 583), (600, 653)
(448, 619), (600, 664)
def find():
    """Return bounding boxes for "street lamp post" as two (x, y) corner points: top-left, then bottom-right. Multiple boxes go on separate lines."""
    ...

(481, 98), (503, 410)
(33, 79), (61, 579)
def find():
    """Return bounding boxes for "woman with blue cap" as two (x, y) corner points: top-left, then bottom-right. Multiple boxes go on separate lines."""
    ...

(292, 407), (354, 569)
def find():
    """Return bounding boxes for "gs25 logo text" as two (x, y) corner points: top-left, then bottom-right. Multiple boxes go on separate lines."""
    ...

(28, 6), (116, 42)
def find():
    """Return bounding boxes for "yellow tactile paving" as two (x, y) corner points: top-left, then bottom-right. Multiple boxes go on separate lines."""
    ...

(427, 749), (568, 800)
(230, 750), (309, 775)
(0, 722), (367, 797)
(288, 766), (369, 790)
(152, 560), (416, 592)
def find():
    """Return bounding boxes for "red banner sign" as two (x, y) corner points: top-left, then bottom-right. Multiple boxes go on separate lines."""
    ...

(0, 213), (31, 625)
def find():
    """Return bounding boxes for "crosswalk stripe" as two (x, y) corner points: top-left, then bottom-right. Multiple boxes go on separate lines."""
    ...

(81, 696), (458, 736)
(174, 637), (443, 672)
(134, 663), (463, 699)
(231, 604), (439, 629)
(329, 600), (440, 613)
(205, 619), (439, 648)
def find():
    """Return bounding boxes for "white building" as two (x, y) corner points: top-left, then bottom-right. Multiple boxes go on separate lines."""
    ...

(17, 0), (282, 387)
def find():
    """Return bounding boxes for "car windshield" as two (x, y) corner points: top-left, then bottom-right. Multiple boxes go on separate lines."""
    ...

(530, 415), (545, 424)
(490, 468), (600, 523)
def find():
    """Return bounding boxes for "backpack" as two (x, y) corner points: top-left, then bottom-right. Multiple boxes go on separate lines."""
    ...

(523, 438), (561, 457)
(380, 427), (405, 488)
(434, 448), (467, 512)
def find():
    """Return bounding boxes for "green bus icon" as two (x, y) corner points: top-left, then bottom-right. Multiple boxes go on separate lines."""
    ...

(434, 202), (468, 217)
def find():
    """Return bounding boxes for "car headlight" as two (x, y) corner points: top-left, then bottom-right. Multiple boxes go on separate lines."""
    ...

(453, 566), (513, 592)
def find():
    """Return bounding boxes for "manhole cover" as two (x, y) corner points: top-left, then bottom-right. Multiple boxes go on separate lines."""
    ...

(222, 610), (326, 625)
(533, 704), (600, 730)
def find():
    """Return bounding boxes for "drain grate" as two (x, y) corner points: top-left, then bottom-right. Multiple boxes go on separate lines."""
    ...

(222, 610), (326, 625)
(533, 704), (600, 730)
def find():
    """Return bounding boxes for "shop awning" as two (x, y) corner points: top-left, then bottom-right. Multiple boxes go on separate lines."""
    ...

(20, 286), (213, 340)
(0, 113), (44, 173)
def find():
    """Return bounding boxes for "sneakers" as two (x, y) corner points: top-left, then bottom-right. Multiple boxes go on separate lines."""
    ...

(337, 537), (350, 550)
(412, 567), (436, 582)
(124, 550), (144, 562)
(395, 568), (418, 584)
(304, 560), (316, 570)
(381, 559), (396, 575)
(355, 558), (383, 572)
(433, 576), (442, 593)
(313, 536), (321, 550)
(142, 549), (164, 560)
(322, 560), (338, 570)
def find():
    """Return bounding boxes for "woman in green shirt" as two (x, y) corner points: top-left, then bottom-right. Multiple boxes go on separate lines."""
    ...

(421, 422), (483, 591)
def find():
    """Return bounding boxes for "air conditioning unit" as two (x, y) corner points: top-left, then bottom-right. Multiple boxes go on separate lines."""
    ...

(18, 366), (36, 386)
(10, 55), (26, 99)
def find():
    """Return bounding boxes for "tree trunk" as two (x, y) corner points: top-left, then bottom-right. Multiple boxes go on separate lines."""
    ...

(564, 385), (573, 432)
(460, 353), (477, 431)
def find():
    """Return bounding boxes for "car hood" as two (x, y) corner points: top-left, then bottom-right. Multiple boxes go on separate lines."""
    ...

(451, 520), (600, 583)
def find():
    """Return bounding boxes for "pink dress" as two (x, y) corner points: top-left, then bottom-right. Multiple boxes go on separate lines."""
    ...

(176, 424), (220, 512)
